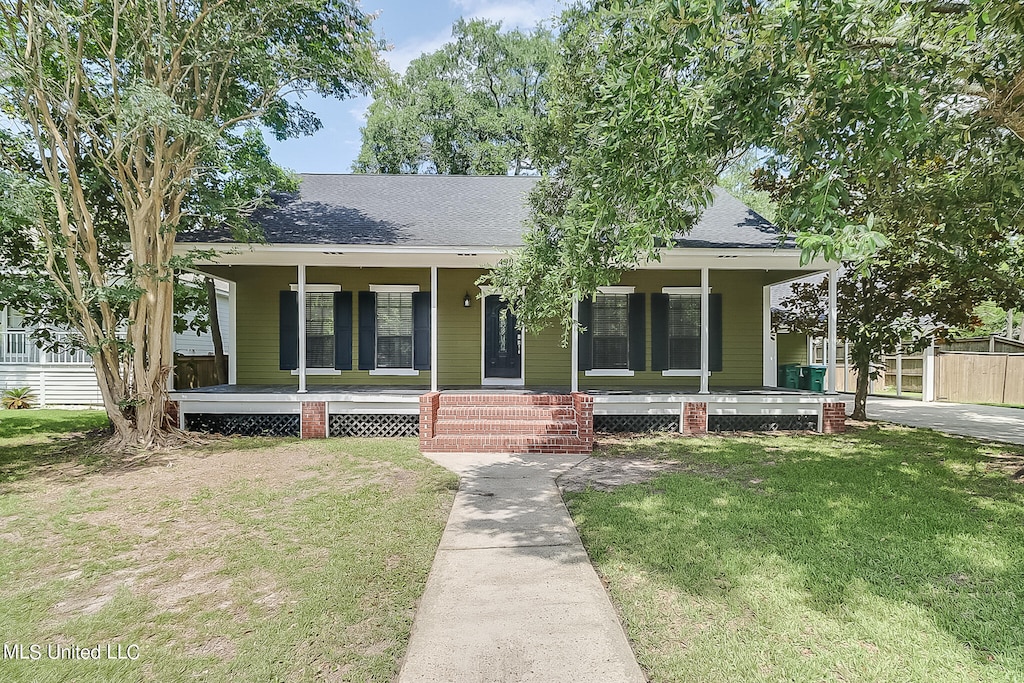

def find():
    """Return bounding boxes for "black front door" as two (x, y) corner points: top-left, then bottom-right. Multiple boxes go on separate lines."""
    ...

(484, 295), (521, 379)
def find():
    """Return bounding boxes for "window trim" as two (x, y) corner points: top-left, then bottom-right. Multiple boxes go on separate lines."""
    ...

(371, 286), (418, 374)
(289, 284), (341, 293)
(585, 368), (635, 377)
(661, 286), (708, 294)
(369, 284), (420, 293)
(589, 292), (631, 372)
(661, 288), (710, 375)
(291, 287), (340, 371)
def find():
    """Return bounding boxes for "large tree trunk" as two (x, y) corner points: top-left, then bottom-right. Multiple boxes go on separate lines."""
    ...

(205, 277), (226, 385)
(852, 357), (871, 420)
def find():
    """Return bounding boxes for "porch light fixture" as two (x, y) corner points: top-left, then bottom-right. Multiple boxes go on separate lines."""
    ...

(463, 292), (472, 308)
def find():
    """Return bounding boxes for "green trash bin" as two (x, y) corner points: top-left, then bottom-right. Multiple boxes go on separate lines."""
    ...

(779, 364), (801, 389)
(801, 364), (827, 393)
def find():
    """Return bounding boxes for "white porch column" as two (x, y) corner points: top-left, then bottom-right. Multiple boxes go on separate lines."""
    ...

(700, 267), (710, 394)
(430, 266), (438, 392)
(826, 267), (838, 394)
(762, 285), (776, 387)
(228, 280), (237, 385)
(297, 264), (307, 394)
(571, 296), (579, 393)
(895, 345), (903, 397)
(923, 340), (936, 402)
(844, 340), (850, 392)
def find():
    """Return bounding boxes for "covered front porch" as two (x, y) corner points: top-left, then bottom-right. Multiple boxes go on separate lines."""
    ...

(169, 384), (848, 439)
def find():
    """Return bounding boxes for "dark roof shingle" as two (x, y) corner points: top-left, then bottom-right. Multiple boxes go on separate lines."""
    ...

(178, 173), (793, 249)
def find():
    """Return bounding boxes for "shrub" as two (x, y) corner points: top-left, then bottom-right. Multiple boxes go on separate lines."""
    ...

(1, 387), (36, 410)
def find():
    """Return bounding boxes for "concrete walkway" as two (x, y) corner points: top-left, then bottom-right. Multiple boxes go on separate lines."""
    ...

(862, 395), (1024, 446)
(398, 452), (646, 683)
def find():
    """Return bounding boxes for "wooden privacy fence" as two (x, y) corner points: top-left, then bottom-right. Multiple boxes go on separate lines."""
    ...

(936, 352), (1024, 406)
(174, 355), (228, 389)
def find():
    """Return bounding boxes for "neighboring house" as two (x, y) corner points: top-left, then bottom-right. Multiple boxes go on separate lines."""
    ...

(0, 285), (230, 406)
(0, 307), (101, 406)
(171, 174), (845, 451)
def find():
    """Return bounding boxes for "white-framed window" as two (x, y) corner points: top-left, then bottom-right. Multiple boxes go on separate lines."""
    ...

(667, 294), (701, 370)
(375, 292), (414, 369)
(289, 284), (341, 372)
(305, 293), (335, 369)
(368, 285), (419, 373)
(592, 294), (630, 370)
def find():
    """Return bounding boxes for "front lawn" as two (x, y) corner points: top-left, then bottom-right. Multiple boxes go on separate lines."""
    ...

(568, 427), (1024, 683)
(0, 410), (456, 682)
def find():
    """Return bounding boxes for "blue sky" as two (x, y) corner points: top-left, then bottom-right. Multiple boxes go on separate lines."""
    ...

(265, 0), (563, 174)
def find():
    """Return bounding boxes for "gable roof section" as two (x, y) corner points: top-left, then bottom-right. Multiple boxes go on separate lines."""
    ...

(178, 173), (794, 249)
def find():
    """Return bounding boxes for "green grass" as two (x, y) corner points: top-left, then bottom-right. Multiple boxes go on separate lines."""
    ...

(0, 412), (457, 682)
(0, 407), (109, 438)
(568, 427), (1024, 683)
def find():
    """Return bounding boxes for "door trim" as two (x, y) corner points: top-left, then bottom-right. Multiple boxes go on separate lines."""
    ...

(480, 290), (525, 386)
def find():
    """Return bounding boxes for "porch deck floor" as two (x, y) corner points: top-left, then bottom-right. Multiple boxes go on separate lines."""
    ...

(172, 384), (821, 397)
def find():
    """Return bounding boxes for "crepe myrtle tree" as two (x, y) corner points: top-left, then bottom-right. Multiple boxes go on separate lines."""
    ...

(0, 0), (384, 449)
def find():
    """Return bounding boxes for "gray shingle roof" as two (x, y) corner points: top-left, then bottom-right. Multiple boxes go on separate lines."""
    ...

(178, 173), (793, 249)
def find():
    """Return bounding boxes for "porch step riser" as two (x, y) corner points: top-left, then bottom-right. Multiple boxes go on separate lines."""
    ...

(436, 407), (575, 421)
(421, 391), (595, 455)
(438, 395), (573, 407)
(434, 419), (579, 436)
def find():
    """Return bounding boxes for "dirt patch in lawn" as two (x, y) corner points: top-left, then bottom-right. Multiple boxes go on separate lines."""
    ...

(28, 442), (398, 626)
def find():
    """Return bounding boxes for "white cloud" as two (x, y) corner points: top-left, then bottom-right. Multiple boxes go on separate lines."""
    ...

(452, 0), (562, 28)
(383, 28), (453, 74)
(382, 1), (563, 75)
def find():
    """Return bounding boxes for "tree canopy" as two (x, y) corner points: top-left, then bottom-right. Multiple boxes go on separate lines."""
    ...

(0, 0), (384, 448)
(354, 18), (555, 175)
(487, 0), (1024, 337)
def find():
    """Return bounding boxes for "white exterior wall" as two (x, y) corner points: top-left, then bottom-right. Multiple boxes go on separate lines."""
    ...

(0, 365), (104, 406)
(173, 291), (231, 356)
(1, 285), (230, 405)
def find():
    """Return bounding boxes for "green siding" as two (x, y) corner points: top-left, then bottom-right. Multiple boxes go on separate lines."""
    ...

(777, 332), (808, 365)
(226, 266), (432, 386)
(524, 325), (571, 390)
(437, 269), (485, 386)
(577, 269), (766, 389)
(215, 265), (790, 389)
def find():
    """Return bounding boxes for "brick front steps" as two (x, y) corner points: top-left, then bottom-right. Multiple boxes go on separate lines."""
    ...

(420, 392), (594, 454)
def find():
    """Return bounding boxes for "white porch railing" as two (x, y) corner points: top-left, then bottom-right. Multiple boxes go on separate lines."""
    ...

(0, 330), (91, 365)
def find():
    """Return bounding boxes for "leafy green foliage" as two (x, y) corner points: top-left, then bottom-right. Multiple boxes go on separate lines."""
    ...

(776, 259), (987, 418)
(355, 19), (554, 175)
(1, 388), (35, 410)
(489, 0), (1024, 335)
(0, 0), (384, 445)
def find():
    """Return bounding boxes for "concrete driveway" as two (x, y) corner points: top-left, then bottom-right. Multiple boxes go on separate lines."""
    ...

(860, 396), (1024, 446)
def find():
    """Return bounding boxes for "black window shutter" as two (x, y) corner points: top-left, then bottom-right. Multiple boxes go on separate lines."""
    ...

(710, 293), (723, 373)
(628, 292), (646, 371)
(577, 296), (593, 371)
(334, 291), (353, 371)
(358, 291), (376, 371)
(279, 291), (299, 371)
(651, 293), (669, 371)
(413, 291), (431, 370)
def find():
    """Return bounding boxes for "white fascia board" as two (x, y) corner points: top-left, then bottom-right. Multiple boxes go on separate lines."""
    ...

(175, 242), (833, 272)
